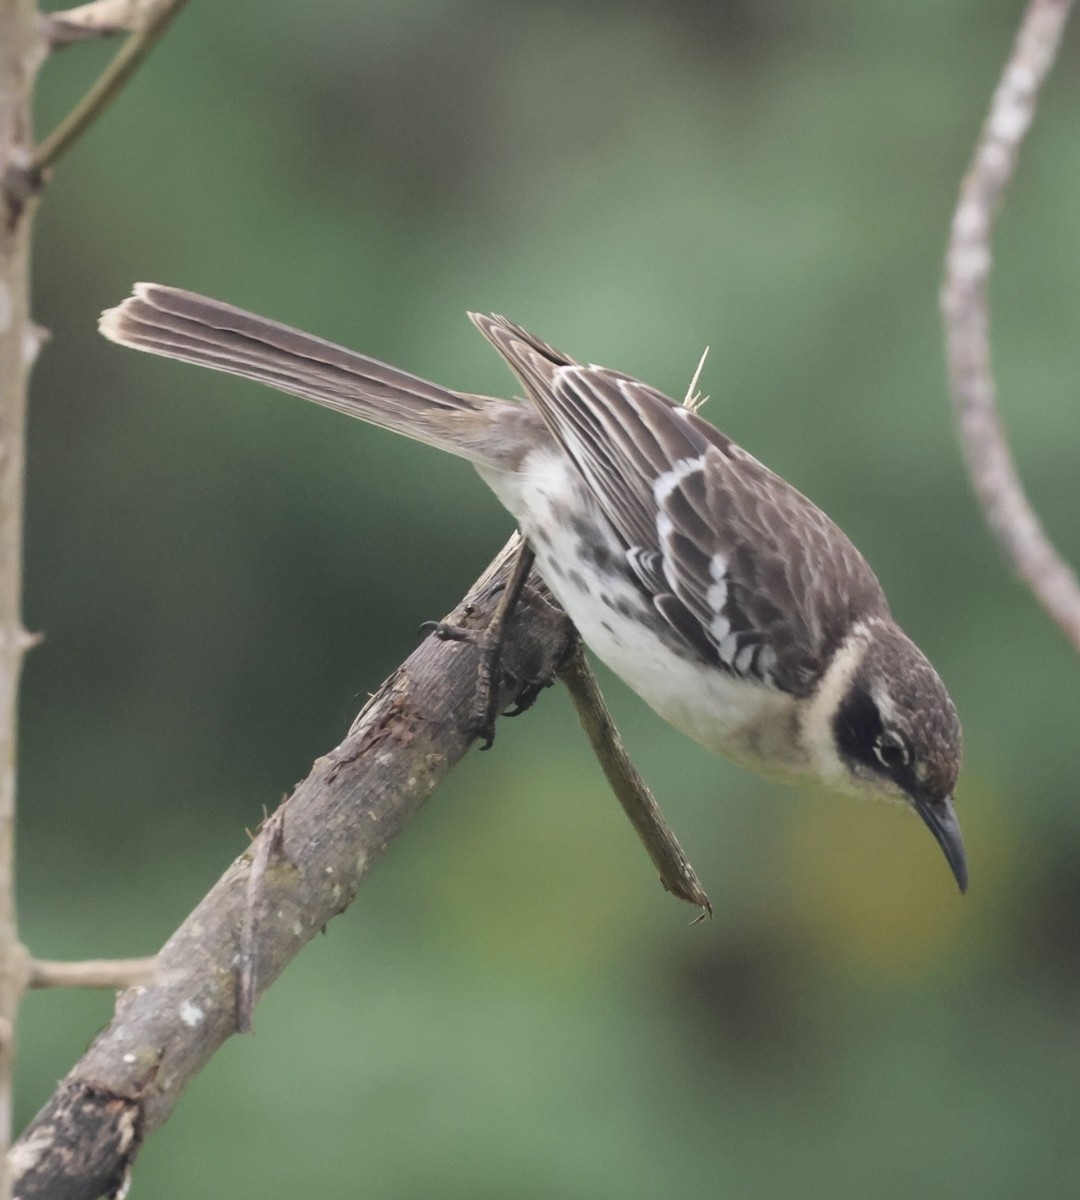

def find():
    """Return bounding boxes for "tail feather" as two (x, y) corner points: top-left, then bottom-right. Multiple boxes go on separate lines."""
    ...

(99, 284), (524, 465)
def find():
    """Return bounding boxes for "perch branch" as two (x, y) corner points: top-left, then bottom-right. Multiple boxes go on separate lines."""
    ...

(235, 807), (286, 1033)
(941, 0), (1080, 653)
(10, 531), (707, 1195)
(6, 536), (580, 1195)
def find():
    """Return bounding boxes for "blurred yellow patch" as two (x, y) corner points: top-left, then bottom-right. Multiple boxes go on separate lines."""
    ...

(779, 775), (1013, 982)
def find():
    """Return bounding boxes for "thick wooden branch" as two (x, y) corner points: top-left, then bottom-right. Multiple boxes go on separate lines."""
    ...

(942, 0), (1080, 654)
(9, 536), (578, 1199)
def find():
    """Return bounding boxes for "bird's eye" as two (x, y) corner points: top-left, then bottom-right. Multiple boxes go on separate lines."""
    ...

(874, 730), (909, 770)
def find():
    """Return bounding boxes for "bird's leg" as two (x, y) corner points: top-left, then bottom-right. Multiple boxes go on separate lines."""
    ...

(422, 540), (537, 749)
(471, 542), (536, 744)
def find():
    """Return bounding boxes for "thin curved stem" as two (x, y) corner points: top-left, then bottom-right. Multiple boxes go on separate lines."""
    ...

(31, 0), (188, 176)
(941, 0), (1080, 653)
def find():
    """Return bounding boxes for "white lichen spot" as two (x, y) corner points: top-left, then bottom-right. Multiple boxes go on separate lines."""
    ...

(179, 1000), (205, 1027)
(122, 1053), (136, 1064)
(292, 919), (303, 936)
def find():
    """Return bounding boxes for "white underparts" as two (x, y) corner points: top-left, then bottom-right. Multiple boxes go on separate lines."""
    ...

(478, 448), (807, 772)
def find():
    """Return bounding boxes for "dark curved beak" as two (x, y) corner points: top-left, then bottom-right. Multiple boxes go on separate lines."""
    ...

(914, 794), (968, 893)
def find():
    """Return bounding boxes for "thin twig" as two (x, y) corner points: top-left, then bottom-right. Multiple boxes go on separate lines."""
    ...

(941, 0), (1080, 654)
(31, 0), (188, 176)
(559, 644), (712, 917)
(28, 957), (157, 990)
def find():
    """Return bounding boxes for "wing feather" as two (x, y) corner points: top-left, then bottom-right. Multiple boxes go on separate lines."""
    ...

(470, 314), (889, 695)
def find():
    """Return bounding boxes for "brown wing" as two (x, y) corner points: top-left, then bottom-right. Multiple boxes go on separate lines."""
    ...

(472, 314), (889, 696)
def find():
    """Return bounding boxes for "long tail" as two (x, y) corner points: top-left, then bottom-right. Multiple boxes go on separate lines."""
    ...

(99, 284), (528, 466)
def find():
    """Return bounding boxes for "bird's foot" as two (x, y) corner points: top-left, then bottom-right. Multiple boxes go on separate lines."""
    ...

(418, 542), (540, 750)
(420, 618), (510, 749)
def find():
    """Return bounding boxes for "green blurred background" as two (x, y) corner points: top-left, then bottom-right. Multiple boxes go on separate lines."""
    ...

(18, 0), (1080, 1195)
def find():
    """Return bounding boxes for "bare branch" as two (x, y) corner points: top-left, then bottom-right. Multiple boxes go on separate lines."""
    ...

(9, 536), (578, 1196)
(941, 0), (1080, 653)
(560, 645), (711, 917)
(28, 958), (158, 991)
(0, 1), (48, 1190)
(30, 0), (188, 177)
(10, 524), (707, 1193)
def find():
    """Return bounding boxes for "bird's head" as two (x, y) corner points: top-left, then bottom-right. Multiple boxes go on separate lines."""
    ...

(807, 619), (966, 891)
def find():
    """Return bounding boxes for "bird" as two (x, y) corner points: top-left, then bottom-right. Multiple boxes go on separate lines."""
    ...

(99, 284), (967, 892)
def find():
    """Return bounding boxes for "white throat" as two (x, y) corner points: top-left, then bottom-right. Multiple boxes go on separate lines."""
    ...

(798, 620), (876, 788)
